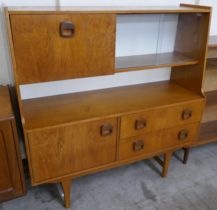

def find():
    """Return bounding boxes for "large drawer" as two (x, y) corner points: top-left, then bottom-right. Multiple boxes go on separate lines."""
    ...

(26, 118), (117, 184)
(118, 123), (199, 160)
(120, 101), (204, 139)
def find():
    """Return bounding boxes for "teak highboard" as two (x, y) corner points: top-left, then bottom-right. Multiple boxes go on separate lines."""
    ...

(5, 4), (211, 208)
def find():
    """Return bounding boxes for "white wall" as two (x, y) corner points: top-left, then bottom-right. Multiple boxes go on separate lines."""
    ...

(199, 0), (217, 35)
(0, 0), (214, 97)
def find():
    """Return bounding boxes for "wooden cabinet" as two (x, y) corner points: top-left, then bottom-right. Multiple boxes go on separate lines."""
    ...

(5, 4), (210, 208)
(0, 86), (25, 202)
(10, 14), (116, 84)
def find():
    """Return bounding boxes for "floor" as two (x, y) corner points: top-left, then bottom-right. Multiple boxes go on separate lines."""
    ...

(1, 143), (217, 210)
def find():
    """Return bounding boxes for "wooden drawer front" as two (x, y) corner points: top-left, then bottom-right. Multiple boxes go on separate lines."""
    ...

(119, 123), (198, 160)
(26, 118), (117, 184)
(10, 14), (116, 84)
(120, 101), (204, 139)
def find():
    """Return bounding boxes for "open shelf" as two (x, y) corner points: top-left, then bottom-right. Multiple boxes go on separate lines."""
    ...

(208, 36), (217, 58)
(200, 40), (217, 135)
(197, 121), (217, 145)
(203, 58), (217, 92)
(115, 52), (198, 72)
(206, 90), (217, 108)
(22, 81), (203, 129)
(202, 90), (217, 123)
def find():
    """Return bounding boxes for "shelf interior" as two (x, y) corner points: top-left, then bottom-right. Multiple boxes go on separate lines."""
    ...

(207, 39), (217, 58)
(115, 52), (198, 72)
(203, 58), (217, 92)
(22, 81), (203, 130)
(201, 90), (217, 124)
(115, 13), (202, 72)
(206, 90), (217, 108)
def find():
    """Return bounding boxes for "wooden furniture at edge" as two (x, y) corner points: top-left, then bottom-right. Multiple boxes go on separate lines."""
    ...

(5, 4), (211, 208)
(0, 86), (25, 202)
(182, 36), (217, 164)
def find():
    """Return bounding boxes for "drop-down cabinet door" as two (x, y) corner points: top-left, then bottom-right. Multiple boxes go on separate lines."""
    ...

(10, 14), (116, 84)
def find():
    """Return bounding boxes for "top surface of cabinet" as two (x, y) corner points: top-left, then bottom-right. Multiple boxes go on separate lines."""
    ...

(7, 5), (210, 14)
(0, 86), (13, 121)
(22, 81), (204, 129)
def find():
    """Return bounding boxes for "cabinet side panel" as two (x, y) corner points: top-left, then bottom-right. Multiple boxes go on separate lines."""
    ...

(171, 12), (211, 94)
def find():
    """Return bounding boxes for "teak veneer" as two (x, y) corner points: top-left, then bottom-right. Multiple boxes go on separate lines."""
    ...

(0, 86), (25, 202)
(5, 4), (211, 208)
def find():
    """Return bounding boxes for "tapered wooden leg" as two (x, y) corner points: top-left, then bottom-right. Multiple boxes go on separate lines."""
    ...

(154, 151), (173, 178)
(61, 180), (72, 208)
(183, 148), (190, 164)
(162, 151), (172, 178)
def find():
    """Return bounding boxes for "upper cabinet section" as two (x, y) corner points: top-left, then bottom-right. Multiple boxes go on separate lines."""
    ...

(10, 14), (116, 84)
(6, 4), (211, 85)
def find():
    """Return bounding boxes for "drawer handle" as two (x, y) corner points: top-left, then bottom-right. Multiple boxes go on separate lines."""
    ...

(60, 21), (75, 38)
(178, 129), (189, 140)
(182, 109), (192, 120)
(133, 140), (144, 152)
(100, 124), (113, 137)
(135, 119), (147, 130)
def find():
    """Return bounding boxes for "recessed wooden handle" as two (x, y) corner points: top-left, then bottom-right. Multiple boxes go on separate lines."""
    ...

(135, 118), (147, 130)
(60, 21), (75, 38)
(182, 109), (192, 120)
(178, 129), (189, 140)
(133, 140), (144, 152)
(100, 124), (113, 137)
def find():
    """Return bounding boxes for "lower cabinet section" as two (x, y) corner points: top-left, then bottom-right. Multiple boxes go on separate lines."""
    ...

(24, 104), (202, 208)
(26, 118), (118, 184)
(118, 123), (199, 160)
(26, 114), (200, 185)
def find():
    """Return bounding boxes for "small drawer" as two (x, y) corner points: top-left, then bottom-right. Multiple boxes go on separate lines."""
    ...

(120, 100), (204, 139)
(118, 123), (199, 160)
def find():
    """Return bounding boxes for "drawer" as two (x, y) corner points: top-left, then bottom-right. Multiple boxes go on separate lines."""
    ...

(26, 118), (117, 184)
(118, 123), (199, 160)
(10, 14), (116, 84)
(120, 100), (204, 139)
